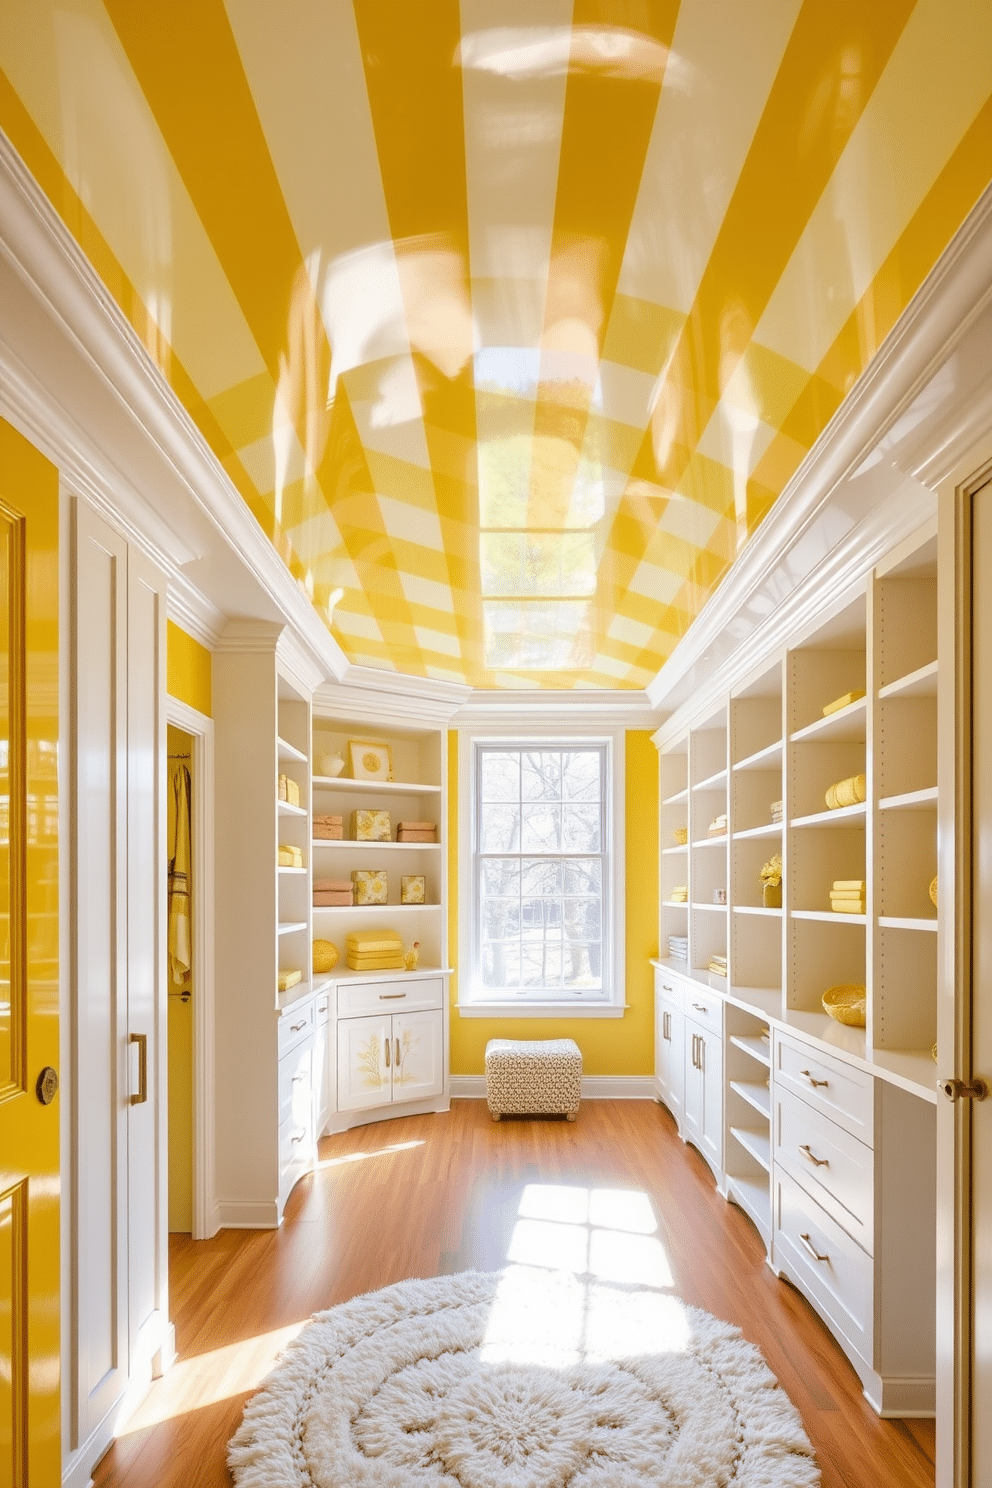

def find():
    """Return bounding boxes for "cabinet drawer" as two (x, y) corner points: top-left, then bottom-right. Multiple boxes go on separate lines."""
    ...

(774, 1166), (872, 1363)
(338, 977), (443, 1018)
(314, 988), (332, 1024)
(774, 1086), (873, 1254)
(774, 1033), (873, 1143)
(684, 986), (723, 1028)
(278, 1041), (312, 1130)
(279, 1109), (313, 1200)
(278, 997), (315, 1058)
(655, 969), (685, 1010)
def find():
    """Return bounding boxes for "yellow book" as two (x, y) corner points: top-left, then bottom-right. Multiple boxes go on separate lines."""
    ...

(822, 689), (866, 717)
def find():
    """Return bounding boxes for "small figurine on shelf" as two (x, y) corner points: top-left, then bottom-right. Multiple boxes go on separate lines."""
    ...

(760, 853), (783, 908)
(404, 941), (420, 972)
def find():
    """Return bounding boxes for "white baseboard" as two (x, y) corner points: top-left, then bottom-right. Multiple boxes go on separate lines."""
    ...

(449, 1075), (655, 1100)
(214, 1198), (282, 1230)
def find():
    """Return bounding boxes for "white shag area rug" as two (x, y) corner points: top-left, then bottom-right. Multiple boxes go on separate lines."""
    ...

(229, 1269), (820, 1487)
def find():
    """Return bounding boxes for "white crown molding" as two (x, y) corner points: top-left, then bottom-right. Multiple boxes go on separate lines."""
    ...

(647, 182), (992, 715)
(0, 128), (345, 687)
(214, 618), (284, 654)
(452, 687), (655, 729)
(315, 665), (471, 729)
(277, 628), (326, 697)
(165, 586), (223, 650)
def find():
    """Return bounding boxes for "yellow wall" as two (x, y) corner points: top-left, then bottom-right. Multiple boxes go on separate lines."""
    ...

(166, 620), (212, 716)
(448, 730), (658, 1076)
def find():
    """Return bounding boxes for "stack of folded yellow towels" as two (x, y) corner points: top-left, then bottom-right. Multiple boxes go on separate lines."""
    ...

(346, 929), (404, 971)
(278, 844), (303, 868)
(830, 879), (866, 914)
(669, 885), (688, 903)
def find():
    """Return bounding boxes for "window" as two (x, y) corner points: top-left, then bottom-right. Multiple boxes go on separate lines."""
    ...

(459, 735), (624, 1016)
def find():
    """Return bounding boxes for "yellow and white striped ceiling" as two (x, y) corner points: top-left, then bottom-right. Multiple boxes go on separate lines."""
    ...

(2, 1), (990, 688)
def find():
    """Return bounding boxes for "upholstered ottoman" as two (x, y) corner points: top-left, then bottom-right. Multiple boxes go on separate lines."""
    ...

(485, 1038), (582, 1121)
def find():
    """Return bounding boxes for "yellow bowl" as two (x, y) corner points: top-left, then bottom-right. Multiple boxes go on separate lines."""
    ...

(822, 983), (866, 1027)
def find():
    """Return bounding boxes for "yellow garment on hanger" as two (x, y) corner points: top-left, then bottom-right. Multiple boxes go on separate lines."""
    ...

(169, 763), (192, 994)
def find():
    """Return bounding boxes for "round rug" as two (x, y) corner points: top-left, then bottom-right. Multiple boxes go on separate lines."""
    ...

(228, 1270), (820, 1487)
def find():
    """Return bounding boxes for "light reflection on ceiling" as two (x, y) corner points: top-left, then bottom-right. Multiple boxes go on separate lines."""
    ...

(1, 0), (990, 688)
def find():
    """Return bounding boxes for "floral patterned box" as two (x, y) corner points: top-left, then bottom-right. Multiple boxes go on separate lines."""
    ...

(352, 869), (388, 905)
(352, 809), (391, 841)
(401, 874), (426, 904)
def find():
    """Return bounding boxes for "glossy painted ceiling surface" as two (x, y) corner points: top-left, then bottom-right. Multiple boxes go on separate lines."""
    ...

(2, 2), (991, 689)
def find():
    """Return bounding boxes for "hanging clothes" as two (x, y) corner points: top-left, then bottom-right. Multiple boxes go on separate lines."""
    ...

(169, 762), (192, 997)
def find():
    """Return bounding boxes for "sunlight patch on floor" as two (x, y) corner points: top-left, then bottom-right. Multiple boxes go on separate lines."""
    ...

(314, 1138), (425, 1170)
(115, 1323), (306, 1434)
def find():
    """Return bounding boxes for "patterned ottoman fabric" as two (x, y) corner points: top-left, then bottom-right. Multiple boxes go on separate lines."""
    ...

(485, 1038), (582, 1120)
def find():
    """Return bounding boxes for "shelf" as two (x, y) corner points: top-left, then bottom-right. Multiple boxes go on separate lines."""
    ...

(728, 1126), (771, 1172)
(792, 909), (867, 925)
(277, 735), (308, 764)
(694, 833), (728, 847)
(332, 964), (451, 984)
(790, 803), (866, 828)
(730, 1079), (771, 1119)
(278, 800), (307, 818)
(277, 866), (307, 876)
(878, 915), (938, 932)
(662, 787), (689, 806)
(312, 839), (441, 851)
(790, 696), (866, 743)
(312, 902), (441, 914)
(692, 901), (728, 913)
(732, 740), (783, 772)
(277, 921), (307, 936)
(312, 775), (442, 795)
(878, 787), (938, 811)
(662, 900), (689, 909)
(879, 660), (938, 699)
(661, 844), (688, 856)
(726, 1175), (771, 1235)
(693, 769), (728, 791)
(729, 1033), (771, 1068)
(733, 905), (782, 918)
(733, 822), (782, 840)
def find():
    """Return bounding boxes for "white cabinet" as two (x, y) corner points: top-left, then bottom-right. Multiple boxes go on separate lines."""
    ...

(654, 970), (684, 1127)
(313, 987), (333, 1133)
(67, 501), (170, 1475)
(684, 1007), (723, 1180)
(337, 1000), (444, 1115)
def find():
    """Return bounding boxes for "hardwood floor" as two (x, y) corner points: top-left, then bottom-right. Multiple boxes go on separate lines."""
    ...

(92, 1100), (935, 1486)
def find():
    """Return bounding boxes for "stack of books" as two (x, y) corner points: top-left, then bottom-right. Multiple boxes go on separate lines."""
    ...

(669, 885), (688, 903)
(667, 934), (688, 961)
(770, 799), (784, 823)
(708, 953), (728, 977)
(830, 879), (866, 914)
(396, 820), (436, 842)
(313, 813), (343, 839)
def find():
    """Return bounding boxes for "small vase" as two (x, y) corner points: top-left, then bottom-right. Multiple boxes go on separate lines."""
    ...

(319, 752), (345, 778)
(763, 882), (782, 908)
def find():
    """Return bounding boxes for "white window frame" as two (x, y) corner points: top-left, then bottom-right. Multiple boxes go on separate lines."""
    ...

(457, 727), (626, 1017)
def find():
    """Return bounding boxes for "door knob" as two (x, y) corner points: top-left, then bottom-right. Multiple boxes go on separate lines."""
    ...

(939, 1076), (990, 1102)
(36, 1067), (59, 1105)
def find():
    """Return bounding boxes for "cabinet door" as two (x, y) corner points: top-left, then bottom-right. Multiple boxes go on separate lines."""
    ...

(697, 1024), (724, 1174)
(392, 1010), (443, 1103)
(337, 1014), (392, 1112)
(655, 993), (684, 1125)
(313, 993), (331, 1135)
(684, 1026), (703, 1146)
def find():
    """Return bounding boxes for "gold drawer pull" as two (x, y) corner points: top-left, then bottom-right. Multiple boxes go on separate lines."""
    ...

(800, 1069), (828, 1088)
(385, 1038), (391, 1068)
(395, 1038), (401, 1067)
(798, 1232), (828, 1263)
(692, 1002), (708, 1012)
(380, 993), (406, 1000)
(799, 1144), (828, 1168)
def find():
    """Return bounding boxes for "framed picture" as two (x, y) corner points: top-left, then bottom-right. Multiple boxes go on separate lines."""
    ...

(348, 738), (393, 782)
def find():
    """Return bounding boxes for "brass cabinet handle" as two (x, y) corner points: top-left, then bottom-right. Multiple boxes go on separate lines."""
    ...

(129, 1033), (147, 1106)
(799, 1232), (828, 1263)
(697, 1035), (704, 1073)
(663, 1011), (671, 1041)
(939, 1076), (990, 1102)
(380, 993), (406, 1000)
(692, 1002), (707, 1012)
(800, 1069), (829, 1088)
(384, 1037), (391, 1068)
(395, 1038), (401, 1067)
(799, 1143), (828, 1168)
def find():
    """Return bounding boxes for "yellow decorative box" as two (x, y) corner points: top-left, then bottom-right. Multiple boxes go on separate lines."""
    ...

(352, 808), (391, 842)
(401, 874), (426, 904)
(352, 869), (388, 905)
(278, 773), (300, 807)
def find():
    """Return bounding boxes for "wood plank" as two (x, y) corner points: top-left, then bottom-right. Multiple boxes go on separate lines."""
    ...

(91, 1100), (934, 1488)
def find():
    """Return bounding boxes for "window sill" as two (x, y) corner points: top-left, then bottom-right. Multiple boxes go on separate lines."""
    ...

(456, 1001), (628, 1019)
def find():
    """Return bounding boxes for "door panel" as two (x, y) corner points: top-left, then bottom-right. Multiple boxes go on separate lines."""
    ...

(0, 421), (60, 1486)
(393, 1010), (443, 1102)
(72, 501), (129, 1435)
(337, 1014), (391, 1112)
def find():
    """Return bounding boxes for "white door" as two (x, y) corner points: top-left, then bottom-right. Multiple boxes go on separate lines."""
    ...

(392, 1010), (443, 1102)
(337, 1014), (391, 1112)
(698, 1025), (724, 1175)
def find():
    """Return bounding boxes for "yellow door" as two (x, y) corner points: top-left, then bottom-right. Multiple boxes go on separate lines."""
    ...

(0, 420), (60, 1486)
